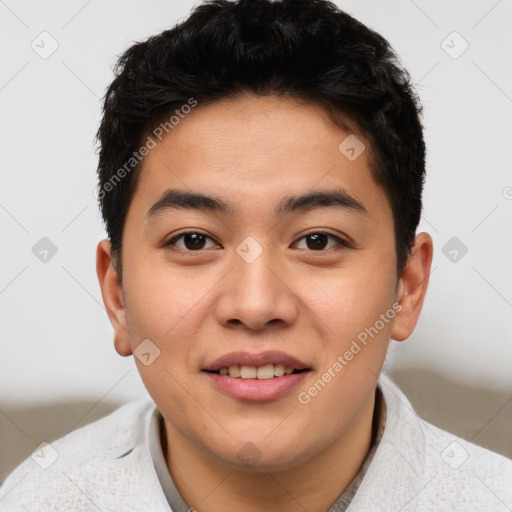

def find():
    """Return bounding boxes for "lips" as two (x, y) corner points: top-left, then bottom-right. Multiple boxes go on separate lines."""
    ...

(202, 350), (312, 400)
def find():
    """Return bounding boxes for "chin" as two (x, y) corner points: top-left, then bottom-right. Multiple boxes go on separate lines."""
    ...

(210, 436), (317, 474)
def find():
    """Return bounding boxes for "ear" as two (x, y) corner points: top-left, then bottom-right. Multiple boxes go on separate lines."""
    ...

(391, 232), (433, 341)
(96, 239), (132, 357)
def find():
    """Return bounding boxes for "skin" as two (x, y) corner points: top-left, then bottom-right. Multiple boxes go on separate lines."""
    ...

(97, 93), (433, 511)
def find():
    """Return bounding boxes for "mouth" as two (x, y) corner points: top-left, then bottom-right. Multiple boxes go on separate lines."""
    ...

(202, 350), (312, 401)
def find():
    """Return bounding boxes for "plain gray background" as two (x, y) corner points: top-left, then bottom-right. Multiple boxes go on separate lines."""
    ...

(1, 0), (511, 482)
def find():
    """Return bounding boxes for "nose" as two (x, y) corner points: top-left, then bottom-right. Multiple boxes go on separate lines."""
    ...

(214, 249), (300, 331)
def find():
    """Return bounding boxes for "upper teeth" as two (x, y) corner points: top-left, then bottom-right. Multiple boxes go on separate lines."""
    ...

(218, 364), (295, 379)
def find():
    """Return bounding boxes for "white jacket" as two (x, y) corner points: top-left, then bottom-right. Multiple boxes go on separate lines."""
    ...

(1, 372), (511, 511)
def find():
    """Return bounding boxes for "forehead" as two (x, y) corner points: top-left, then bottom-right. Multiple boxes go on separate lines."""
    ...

(131, 93), (391, 224)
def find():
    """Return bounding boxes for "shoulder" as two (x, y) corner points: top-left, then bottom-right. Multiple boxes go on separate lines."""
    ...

(0, 396), (169, 511)
(419, 414), (512, 510)
(362, 372), (512, 511)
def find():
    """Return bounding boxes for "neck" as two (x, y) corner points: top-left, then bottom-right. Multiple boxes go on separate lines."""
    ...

(162, 389), (377, 512)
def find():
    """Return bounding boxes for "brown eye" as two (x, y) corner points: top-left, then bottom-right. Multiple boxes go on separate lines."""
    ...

(295, 232), (348, 251)
(164, 232), (219, 251)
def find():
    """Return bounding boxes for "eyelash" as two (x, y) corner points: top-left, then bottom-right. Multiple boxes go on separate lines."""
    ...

(163, 231), (351, 253)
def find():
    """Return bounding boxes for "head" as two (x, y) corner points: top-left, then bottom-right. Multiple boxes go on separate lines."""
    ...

(96, 0), (432, 472)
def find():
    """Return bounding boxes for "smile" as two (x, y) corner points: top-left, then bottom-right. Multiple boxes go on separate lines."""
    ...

(202, 351), (312, 401)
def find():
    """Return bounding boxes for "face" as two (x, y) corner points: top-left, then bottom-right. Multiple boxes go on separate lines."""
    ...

(98, 93), (428, 472)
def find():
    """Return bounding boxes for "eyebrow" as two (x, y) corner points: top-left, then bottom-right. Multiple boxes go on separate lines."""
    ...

(145, 187), (367, 220)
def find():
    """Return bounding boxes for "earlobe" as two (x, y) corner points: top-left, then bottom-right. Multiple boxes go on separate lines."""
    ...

(96, 240), (132, 357)
(391, 232), (433, 342)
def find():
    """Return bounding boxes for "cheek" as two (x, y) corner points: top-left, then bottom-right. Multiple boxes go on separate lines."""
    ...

(122, 263), (209, 427)
(292, 274), (396, 440)
(123, 255), (207, 344)
(122, 258), (216, 396)
(300, 269), (397, 345)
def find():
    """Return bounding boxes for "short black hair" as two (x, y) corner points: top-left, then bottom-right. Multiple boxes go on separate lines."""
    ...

(96, 0), (426, 283)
